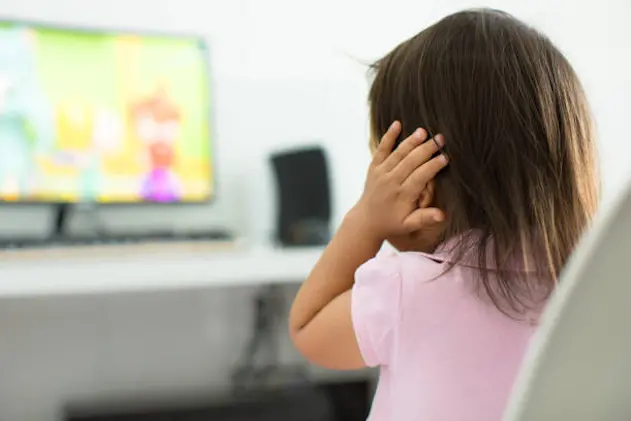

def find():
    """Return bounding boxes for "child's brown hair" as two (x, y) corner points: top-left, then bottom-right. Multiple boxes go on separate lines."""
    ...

(369, 9), (600, 314)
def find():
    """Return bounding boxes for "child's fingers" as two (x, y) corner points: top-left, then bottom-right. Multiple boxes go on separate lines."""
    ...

(392, 134), (444, 182)
(402, 207), (445, 232)
(401, 153), (449, 196)
(381, 128), (427, 171)
(371, 121), (401, 165)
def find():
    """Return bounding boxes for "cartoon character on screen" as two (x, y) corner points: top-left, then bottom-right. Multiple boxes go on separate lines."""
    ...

(0, 27), (54, 197)
(55, 101), (124, 200)
(131, 86), (182, 202)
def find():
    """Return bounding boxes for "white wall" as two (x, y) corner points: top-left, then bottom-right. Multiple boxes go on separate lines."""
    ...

(0, 0), (629, 420)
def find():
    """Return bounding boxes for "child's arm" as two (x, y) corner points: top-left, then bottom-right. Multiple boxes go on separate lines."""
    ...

(289, 209), (382, 370)
(289, 122), (447, 370)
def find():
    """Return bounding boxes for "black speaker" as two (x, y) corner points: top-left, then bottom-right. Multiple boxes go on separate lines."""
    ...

(270, 147), (332, 246)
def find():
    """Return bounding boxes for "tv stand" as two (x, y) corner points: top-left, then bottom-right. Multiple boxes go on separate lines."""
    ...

(49, 203), (104, 240)
(51, 203), (71, 239)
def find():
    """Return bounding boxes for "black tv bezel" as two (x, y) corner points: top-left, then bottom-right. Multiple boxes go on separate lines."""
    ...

(0, 17), (217, 207)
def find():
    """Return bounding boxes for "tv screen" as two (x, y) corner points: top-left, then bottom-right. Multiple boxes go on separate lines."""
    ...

(0, 21), (212, 203)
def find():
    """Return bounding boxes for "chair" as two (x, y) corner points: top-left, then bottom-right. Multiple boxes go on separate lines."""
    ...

(504, 182), (631, 420)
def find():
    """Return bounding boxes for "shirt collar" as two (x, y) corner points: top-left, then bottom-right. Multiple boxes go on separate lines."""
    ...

(421, 232), (538, 273)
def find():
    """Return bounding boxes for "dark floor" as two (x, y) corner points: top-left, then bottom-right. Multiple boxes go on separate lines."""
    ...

(66, 379), (371, 421)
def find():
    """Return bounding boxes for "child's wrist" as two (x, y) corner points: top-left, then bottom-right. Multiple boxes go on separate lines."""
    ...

(343, 205), (385, 246)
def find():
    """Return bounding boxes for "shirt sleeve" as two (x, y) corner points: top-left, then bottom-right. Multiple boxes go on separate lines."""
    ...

(351, 253), (402, 367)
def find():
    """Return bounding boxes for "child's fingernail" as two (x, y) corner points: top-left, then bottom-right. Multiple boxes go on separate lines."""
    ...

(414, 128), (424, 139)
(440, 153), (449, 163)
(435, 134), (445, 147)
(433, 213), (444, 222)
(390, 121), (400, 131)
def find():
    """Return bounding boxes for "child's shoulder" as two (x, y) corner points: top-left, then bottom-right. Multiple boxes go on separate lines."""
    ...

(351, 248), (463, 367)
(355, 248), (449, 287)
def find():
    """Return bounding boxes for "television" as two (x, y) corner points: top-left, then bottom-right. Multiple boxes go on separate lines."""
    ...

(0, 21), (213, 204)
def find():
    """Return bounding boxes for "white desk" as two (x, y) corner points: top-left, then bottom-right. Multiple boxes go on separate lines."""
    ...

(0, 242), (323, 298)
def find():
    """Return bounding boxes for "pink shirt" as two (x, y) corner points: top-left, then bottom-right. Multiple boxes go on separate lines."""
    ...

(352, 238), (539, 421)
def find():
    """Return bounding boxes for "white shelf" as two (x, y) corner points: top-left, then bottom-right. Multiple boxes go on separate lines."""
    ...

(0, 242), (323, 298)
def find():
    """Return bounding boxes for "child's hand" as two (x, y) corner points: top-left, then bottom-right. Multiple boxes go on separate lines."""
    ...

(353, 121), (448, 241)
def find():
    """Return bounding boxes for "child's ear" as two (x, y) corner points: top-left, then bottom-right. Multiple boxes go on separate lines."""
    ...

(418, 179), (436, 208)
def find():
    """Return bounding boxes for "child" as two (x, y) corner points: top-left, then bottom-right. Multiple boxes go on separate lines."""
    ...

(289, 8), (599, 421)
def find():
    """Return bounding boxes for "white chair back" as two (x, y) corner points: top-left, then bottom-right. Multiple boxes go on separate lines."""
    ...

(504, 183), (631, 420)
